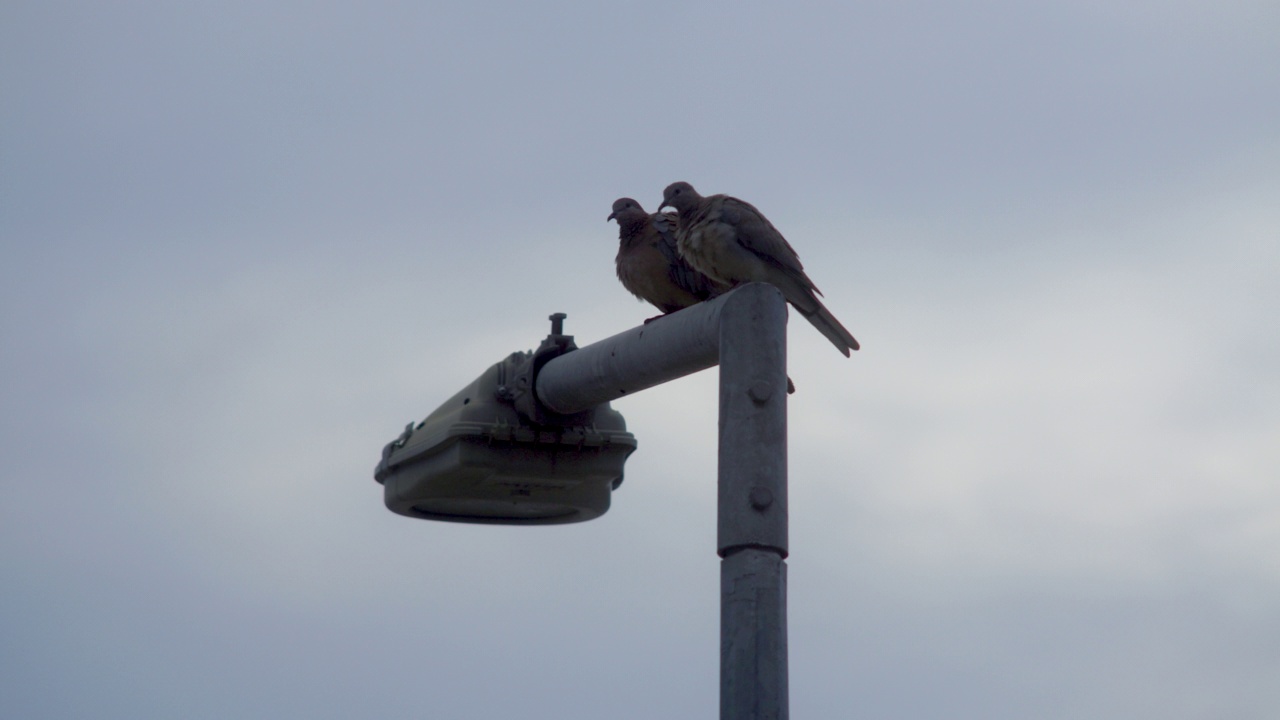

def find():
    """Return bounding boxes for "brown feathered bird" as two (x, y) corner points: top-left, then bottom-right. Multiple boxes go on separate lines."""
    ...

(608, 197), (728, 318)
(658, 182), (860, 355)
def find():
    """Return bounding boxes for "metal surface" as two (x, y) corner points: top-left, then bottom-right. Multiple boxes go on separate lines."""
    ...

(534, 290), (729, 415)
(716, 284), (789, 720)
(721, 549), (789, 720)
(532, 283), (791, 719)
(717, 284), (789, 559)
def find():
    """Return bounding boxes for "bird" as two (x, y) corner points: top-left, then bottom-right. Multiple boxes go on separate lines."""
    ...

(610, 196), (798, 395)
(608, 197), (728, 318)
(658, 182), (860, 356)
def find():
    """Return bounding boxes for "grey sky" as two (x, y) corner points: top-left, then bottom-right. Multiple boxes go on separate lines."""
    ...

(3, 2), (1278, 718)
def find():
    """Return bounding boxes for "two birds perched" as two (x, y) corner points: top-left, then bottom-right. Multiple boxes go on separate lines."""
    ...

(609, 182), (859, 356)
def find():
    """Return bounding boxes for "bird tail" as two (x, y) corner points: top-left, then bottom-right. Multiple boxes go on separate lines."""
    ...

(798, 299), (860, 356)
(770, 275), (860, 356)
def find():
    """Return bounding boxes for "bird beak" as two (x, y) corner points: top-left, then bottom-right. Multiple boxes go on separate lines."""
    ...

(607, 211), (617, 222)
(657, 200), (671, 212)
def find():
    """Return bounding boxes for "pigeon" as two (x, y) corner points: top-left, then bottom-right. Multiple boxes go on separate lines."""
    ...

(658, 182), (860, 355)
(608, 197), (728, 317)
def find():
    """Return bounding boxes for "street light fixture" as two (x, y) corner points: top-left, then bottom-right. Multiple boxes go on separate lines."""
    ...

(373, 283), (791, 719)
(374, 314), (636, 525)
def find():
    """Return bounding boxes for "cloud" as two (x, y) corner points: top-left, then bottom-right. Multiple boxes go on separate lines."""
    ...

(2, 2), (1278, 718)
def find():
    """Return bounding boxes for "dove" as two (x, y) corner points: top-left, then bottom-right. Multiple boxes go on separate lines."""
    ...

(658, 182), (860, 355)
(608, 197), (728, 318)
(610, 196), (798, 394)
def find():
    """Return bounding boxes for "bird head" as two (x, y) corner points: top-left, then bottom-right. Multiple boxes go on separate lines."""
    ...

(658, 181), (698, 214)
(607, 197), (644, 223)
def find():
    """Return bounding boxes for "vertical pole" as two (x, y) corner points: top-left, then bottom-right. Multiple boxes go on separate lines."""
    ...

(718, 284), (789, 720)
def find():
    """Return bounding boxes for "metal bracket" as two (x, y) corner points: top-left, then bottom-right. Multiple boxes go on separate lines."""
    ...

(506, 313), (589, 426)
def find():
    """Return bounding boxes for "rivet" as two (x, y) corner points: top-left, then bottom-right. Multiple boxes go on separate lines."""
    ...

(749, 487), (773, 511)
(748, 380), (773, 404)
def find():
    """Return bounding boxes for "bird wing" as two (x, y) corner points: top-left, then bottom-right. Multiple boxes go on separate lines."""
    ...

(716, 197), (809, 279)
(692, 194), (860, 355)
(716, 196), (820, 295)
(653, 211), (723, 299)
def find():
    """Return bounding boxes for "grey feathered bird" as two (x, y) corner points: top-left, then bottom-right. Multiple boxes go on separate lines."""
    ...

(608, 197), (728, 317)
(658, 182), (860, 355)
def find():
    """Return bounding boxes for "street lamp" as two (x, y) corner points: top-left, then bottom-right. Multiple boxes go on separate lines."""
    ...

(373, 283), (790, 719)
(374, 314), (637, 525)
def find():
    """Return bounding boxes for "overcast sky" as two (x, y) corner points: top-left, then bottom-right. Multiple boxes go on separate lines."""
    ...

(3, 2), (1278, 718)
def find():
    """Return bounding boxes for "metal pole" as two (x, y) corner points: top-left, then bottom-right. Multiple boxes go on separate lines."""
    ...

(535, 289), (728, 415)
(717, 284), (789, 720)
(533, 283), (790, 718)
